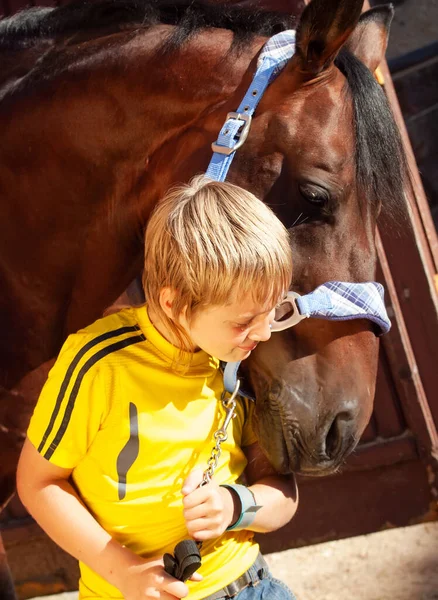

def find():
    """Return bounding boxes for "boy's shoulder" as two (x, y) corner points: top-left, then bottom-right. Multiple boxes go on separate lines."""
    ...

(77, 306), (140, 337)
(56, 307), (144, 371)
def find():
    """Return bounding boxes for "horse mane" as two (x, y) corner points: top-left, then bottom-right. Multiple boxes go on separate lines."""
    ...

(0, 0), (295, 49)
(336, 49), (409, 221)
(0, 0), (408, 220)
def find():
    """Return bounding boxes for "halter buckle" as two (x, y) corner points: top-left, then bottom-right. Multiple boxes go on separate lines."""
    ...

(271, 291), (308, 332)
(211, 112), (252, 156)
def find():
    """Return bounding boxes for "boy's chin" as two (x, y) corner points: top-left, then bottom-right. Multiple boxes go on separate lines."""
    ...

(231, 347), (252, 360)
(214, 346), (253, 363)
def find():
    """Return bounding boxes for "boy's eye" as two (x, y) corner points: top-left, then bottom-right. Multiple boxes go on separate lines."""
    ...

(234, 321), (251, 330)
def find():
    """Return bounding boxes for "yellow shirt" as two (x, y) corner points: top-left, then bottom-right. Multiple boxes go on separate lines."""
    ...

(27, 306), (259, 599)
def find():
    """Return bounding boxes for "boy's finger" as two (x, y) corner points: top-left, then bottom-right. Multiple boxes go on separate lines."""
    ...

(163, 577), (190, 598)
(182, 485), (211, 509)
(183, 502), (208, 522)
(181, 468), (204, 495)
(186, 516), (209, 535)
(189, 571), (203, 582)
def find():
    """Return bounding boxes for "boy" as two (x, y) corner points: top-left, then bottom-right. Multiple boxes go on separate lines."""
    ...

(17, 176), (298, 600)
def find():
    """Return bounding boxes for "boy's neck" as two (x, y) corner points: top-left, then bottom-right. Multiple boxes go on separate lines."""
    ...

(147, 305), (187, 350)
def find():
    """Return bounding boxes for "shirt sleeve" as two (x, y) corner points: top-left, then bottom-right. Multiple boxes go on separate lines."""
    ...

(241, 398), (258, 447)
(27, 333), (108, 469)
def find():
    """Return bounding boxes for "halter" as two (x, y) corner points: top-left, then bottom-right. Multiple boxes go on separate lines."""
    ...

(205, 30), (392, 397)
(271, 281), (390, 334)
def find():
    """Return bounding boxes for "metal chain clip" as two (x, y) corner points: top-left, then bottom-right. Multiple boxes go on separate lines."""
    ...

(200, 379), (241, 486)
(163, 378), (242, 580)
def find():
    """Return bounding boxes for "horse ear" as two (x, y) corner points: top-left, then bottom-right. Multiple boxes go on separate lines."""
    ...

(344, 5), (394, 73)
(295, 0), (364, 75)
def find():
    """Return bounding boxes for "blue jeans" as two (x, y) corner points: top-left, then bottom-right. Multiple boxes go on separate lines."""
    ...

(211, 561), (296, 600)
(233, 576), (297, 599)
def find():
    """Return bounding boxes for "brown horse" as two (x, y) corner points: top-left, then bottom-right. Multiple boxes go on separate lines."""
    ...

(0, 0), (407, 515)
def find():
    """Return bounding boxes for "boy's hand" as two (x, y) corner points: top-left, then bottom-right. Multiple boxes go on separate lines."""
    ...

(117, 555), (202, 600)
(181, 469), (236, 541)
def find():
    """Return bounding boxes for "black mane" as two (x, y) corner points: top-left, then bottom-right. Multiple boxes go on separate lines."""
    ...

(0, 0), (408, 218)
(0, 0), (294, 49)
(336, 49), (408, 220)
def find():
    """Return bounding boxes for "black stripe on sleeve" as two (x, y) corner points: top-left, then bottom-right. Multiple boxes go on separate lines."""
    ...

(37, 326), (141, 455)
(44, 333), (145, 460)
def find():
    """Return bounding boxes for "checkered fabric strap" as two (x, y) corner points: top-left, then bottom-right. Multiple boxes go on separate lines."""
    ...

(295, 281), (391, 333)
(223, 281), (391, 396)
(206, 30), (296, 182)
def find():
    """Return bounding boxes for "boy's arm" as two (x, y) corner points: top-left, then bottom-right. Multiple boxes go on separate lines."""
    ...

(241, 441), (298, 533)
(182, 442), (298, 539)
(16, 438), (192, 599)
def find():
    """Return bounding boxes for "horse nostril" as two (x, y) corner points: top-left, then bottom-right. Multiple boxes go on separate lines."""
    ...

(325, 412), (353, 459)
(325, 420), (339, 459)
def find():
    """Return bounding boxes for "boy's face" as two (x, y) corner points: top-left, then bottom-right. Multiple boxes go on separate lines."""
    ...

(182, 297), (276, 362)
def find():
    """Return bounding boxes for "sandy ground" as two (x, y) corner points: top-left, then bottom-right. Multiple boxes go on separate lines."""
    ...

(266, 522), (438, 600)
(30, 522), (438, 600)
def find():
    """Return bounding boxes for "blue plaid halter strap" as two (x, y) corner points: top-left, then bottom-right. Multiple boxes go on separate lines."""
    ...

(204, 30), (392, 398)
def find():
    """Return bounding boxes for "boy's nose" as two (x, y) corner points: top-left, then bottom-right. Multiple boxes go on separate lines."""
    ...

(249, 317), (272, 342)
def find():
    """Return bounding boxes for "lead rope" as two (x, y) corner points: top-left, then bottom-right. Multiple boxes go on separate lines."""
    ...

(163, 380), (240, 582)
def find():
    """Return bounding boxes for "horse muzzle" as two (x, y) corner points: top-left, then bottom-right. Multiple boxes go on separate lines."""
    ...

(253, 380), (365, 476)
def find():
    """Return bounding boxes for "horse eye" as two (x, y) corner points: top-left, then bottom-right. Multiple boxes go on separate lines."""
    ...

(299, 183), (329, 207)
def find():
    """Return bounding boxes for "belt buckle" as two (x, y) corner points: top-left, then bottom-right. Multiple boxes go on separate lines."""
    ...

(223, 579), (252, 598)
(223, 556), (266, 598)
(208, 554), (268, 599)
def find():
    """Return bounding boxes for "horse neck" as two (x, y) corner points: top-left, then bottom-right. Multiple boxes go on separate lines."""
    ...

(43, 29), (263, 327)
(111, 27), (264, 189)
(139, 26), (261, 121)
(0, 27), (264, 365)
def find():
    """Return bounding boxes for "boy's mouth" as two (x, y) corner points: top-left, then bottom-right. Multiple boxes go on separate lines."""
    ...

(238, 343), (258, 352)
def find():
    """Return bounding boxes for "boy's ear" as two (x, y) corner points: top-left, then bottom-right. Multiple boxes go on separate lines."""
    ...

(159, 287), (177, 319)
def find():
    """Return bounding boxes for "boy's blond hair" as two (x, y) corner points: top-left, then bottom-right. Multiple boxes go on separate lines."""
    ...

(143, 175), (292, 352)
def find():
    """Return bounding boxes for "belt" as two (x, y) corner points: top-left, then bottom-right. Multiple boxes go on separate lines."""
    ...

(202, 554), (270, 600)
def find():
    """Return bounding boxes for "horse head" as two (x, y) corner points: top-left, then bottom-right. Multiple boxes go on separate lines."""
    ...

(224, 0), (407, 474)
